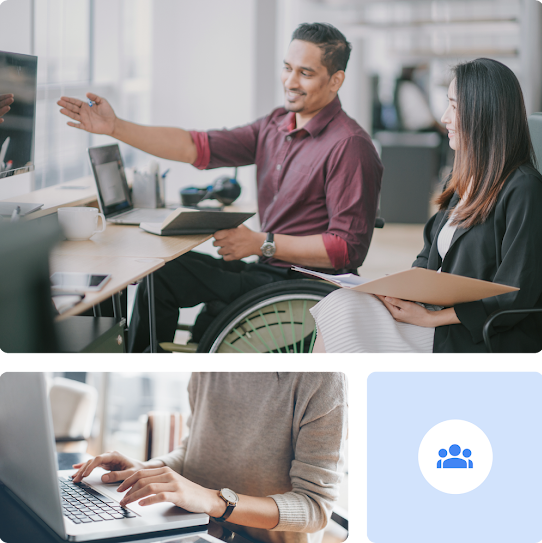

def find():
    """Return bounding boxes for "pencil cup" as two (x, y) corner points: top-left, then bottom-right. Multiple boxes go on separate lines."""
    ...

(58, 207), (106, 241)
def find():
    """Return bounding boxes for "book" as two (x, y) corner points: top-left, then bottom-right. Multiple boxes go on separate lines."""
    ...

(140, 207), (255, 236)
(142, 411), (183, 461)
(292, 266), (519, 307)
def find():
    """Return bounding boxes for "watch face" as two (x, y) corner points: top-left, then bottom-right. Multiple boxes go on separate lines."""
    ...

(261, 242), (275, 257)
(221, 488), (238, 503)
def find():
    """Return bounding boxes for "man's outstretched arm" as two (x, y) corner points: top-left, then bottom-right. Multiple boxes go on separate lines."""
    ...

(57, 92), (198, 163)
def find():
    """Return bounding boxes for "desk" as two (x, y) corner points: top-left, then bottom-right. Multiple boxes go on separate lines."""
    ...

(50, 255), (164, 321)
(7, 180), (211, 351)
(51, 225), (211, 352)
(3, 180), (243, 352)
(0, 455), (257, 543)
(51, 224), (211, 262)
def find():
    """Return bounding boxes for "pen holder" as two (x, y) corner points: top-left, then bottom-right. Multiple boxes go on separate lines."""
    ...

(132, 171), (165, 208)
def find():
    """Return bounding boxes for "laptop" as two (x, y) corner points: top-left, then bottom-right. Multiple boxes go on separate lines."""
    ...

(0, 373), (208, 541)
(88, 144), (174, 225)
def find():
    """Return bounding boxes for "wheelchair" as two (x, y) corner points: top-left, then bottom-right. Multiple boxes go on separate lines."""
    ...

(200, 279), (339, 353)
(159, 217), (386, 354)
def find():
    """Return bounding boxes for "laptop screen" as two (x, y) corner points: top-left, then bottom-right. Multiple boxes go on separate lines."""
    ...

(88, 144), (132, 217)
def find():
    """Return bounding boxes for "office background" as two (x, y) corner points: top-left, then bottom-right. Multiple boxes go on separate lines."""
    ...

(368, 372), (542, 543)
(1, 0), (541, 204)
(2, 0), (541, 340)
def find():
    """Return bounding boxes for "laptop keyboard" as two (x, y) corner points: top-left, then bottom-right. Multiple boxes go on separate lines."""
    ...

(59, 477), (136, 524)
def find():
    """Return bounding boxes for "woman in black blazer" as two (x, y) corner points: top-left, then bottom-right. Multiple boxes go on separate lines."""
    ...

(311, 58), (542, 353)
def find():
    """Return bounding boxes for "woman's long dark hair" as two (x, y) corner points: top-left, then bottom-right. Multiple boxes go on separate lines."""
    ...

(436, 58), (537, 227)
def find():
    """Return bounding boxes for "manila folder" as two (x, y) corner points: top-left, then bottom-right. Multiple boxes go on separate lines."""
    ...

(292, 267), (518, 307)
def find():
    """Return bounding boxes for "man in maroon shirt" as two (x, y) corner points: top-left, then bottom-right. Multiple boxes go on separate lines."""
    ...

(58, 23), (383, 352)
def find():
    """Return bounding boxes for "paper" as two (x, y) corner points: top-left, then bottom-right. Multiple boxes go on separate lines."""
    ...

(292, 266), (519, 306)
(292, 267), (370, 288)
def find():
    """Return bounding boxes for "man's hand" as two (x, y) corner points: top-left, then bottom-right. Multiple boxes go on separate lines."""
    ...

(57, 92), (117, 135)
(213, 225), (265, 261)
(118, 467), (225, 517)
(376, 295), (435, 327)
(0, 93), (14, 124)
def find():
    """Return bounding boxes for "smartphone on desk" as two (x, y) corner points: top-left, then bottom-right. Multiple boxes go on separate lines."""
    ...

(50, 272), (111, 293)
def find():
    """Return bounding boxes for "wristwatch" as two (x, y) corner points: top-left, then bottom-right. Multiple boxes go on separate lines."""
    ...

(215, 488), (239, 522)
(260, 232), (276, 258)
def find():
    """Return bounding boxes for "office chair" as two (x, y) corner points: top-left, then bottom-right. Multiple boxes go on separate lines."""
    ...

(482, 112), (542, 352)
(48, 377), (98, 453)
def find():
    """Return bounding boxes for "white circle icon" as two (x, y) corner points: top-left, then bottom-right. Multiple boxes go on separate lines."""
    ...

(418, 419), (493, 494)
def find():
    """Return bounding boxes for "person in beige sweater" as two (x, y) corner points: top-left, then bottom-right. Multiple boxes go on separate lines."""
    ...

(72, 373), (347, 543)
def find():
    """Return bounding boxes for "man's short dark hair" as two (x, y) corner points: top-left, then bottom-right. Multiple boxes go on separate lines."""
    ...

(291, 23), (352, 75)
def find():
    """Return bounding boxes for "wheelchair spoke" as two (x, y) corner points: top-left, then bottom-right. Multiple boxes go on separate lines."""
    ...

(245, 317), (274, 352)
(258, 309), (283, 353)
(309, 327), (317, 353)
(288, 301), (297, 354)
(232, 327), (262, 353)
(273, 303), (290, 353)
(300, 300), (307, 353)
(223, 340), (245, 354)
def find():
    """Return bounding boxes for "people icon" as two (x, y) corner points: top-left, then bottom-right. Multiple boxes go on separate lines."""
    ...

(437, 445), (473, 468)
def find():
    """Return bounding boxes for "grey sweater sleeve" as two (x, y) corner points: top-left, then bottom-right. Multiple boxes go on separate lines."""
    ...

(268, 375), (347, 533)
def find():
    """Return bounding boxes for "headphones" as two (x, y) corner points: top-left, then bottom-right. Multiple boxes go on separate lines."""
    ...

(180, 168), (241, 208)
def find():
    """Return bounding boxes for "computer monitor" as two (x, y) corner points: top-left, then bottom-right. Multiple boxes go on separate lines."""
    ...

(0, 50), (38, 179)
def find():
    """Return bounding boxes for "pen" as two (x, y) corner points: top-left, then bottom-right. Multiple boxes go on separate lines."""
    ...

(10, 205), (20, 222)
(161, 169), (170, 179)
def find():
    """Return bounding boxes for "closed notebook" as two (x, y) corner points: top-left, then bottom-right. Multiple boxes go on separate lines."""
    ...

(292, 266), (519, 307)
(140, 208), (254, 235)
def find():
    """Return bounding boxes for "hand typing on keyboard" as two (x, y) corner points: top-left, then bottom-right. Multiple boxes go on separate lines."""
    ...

(117, 466), (228, 519)
(71, 451), (164, 484)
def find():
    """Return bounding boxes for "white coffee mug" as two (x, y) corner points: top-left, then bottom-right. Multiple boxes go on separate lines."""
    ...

(58, 207), (106, 241)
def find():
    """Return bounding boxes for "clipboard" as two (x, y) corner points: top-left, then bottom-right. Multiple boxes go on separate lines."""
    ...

(292, 266), (519, 307)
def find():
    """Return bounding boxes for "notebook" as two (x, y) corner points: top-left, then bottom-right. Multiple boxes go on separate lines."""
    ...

(140, 208), (255, 236)
(0, 373), (208, 541)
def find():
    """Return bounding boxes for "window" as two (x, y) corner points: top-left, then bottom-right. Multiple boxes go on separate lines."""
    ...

(87, 372), (191, 459)
(34, 0), (92, 188)
(32, 0), (152, 190)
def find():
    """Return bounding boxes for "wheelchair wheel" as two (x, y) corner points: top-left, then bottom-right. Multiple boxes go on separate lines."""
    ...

(196, 279), (338, 353)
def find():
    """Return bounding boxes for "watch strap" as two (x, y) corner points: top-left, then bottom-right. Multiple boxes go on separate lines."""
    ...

(266, 232), (274, 243)
(215, 502), (236, 522)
